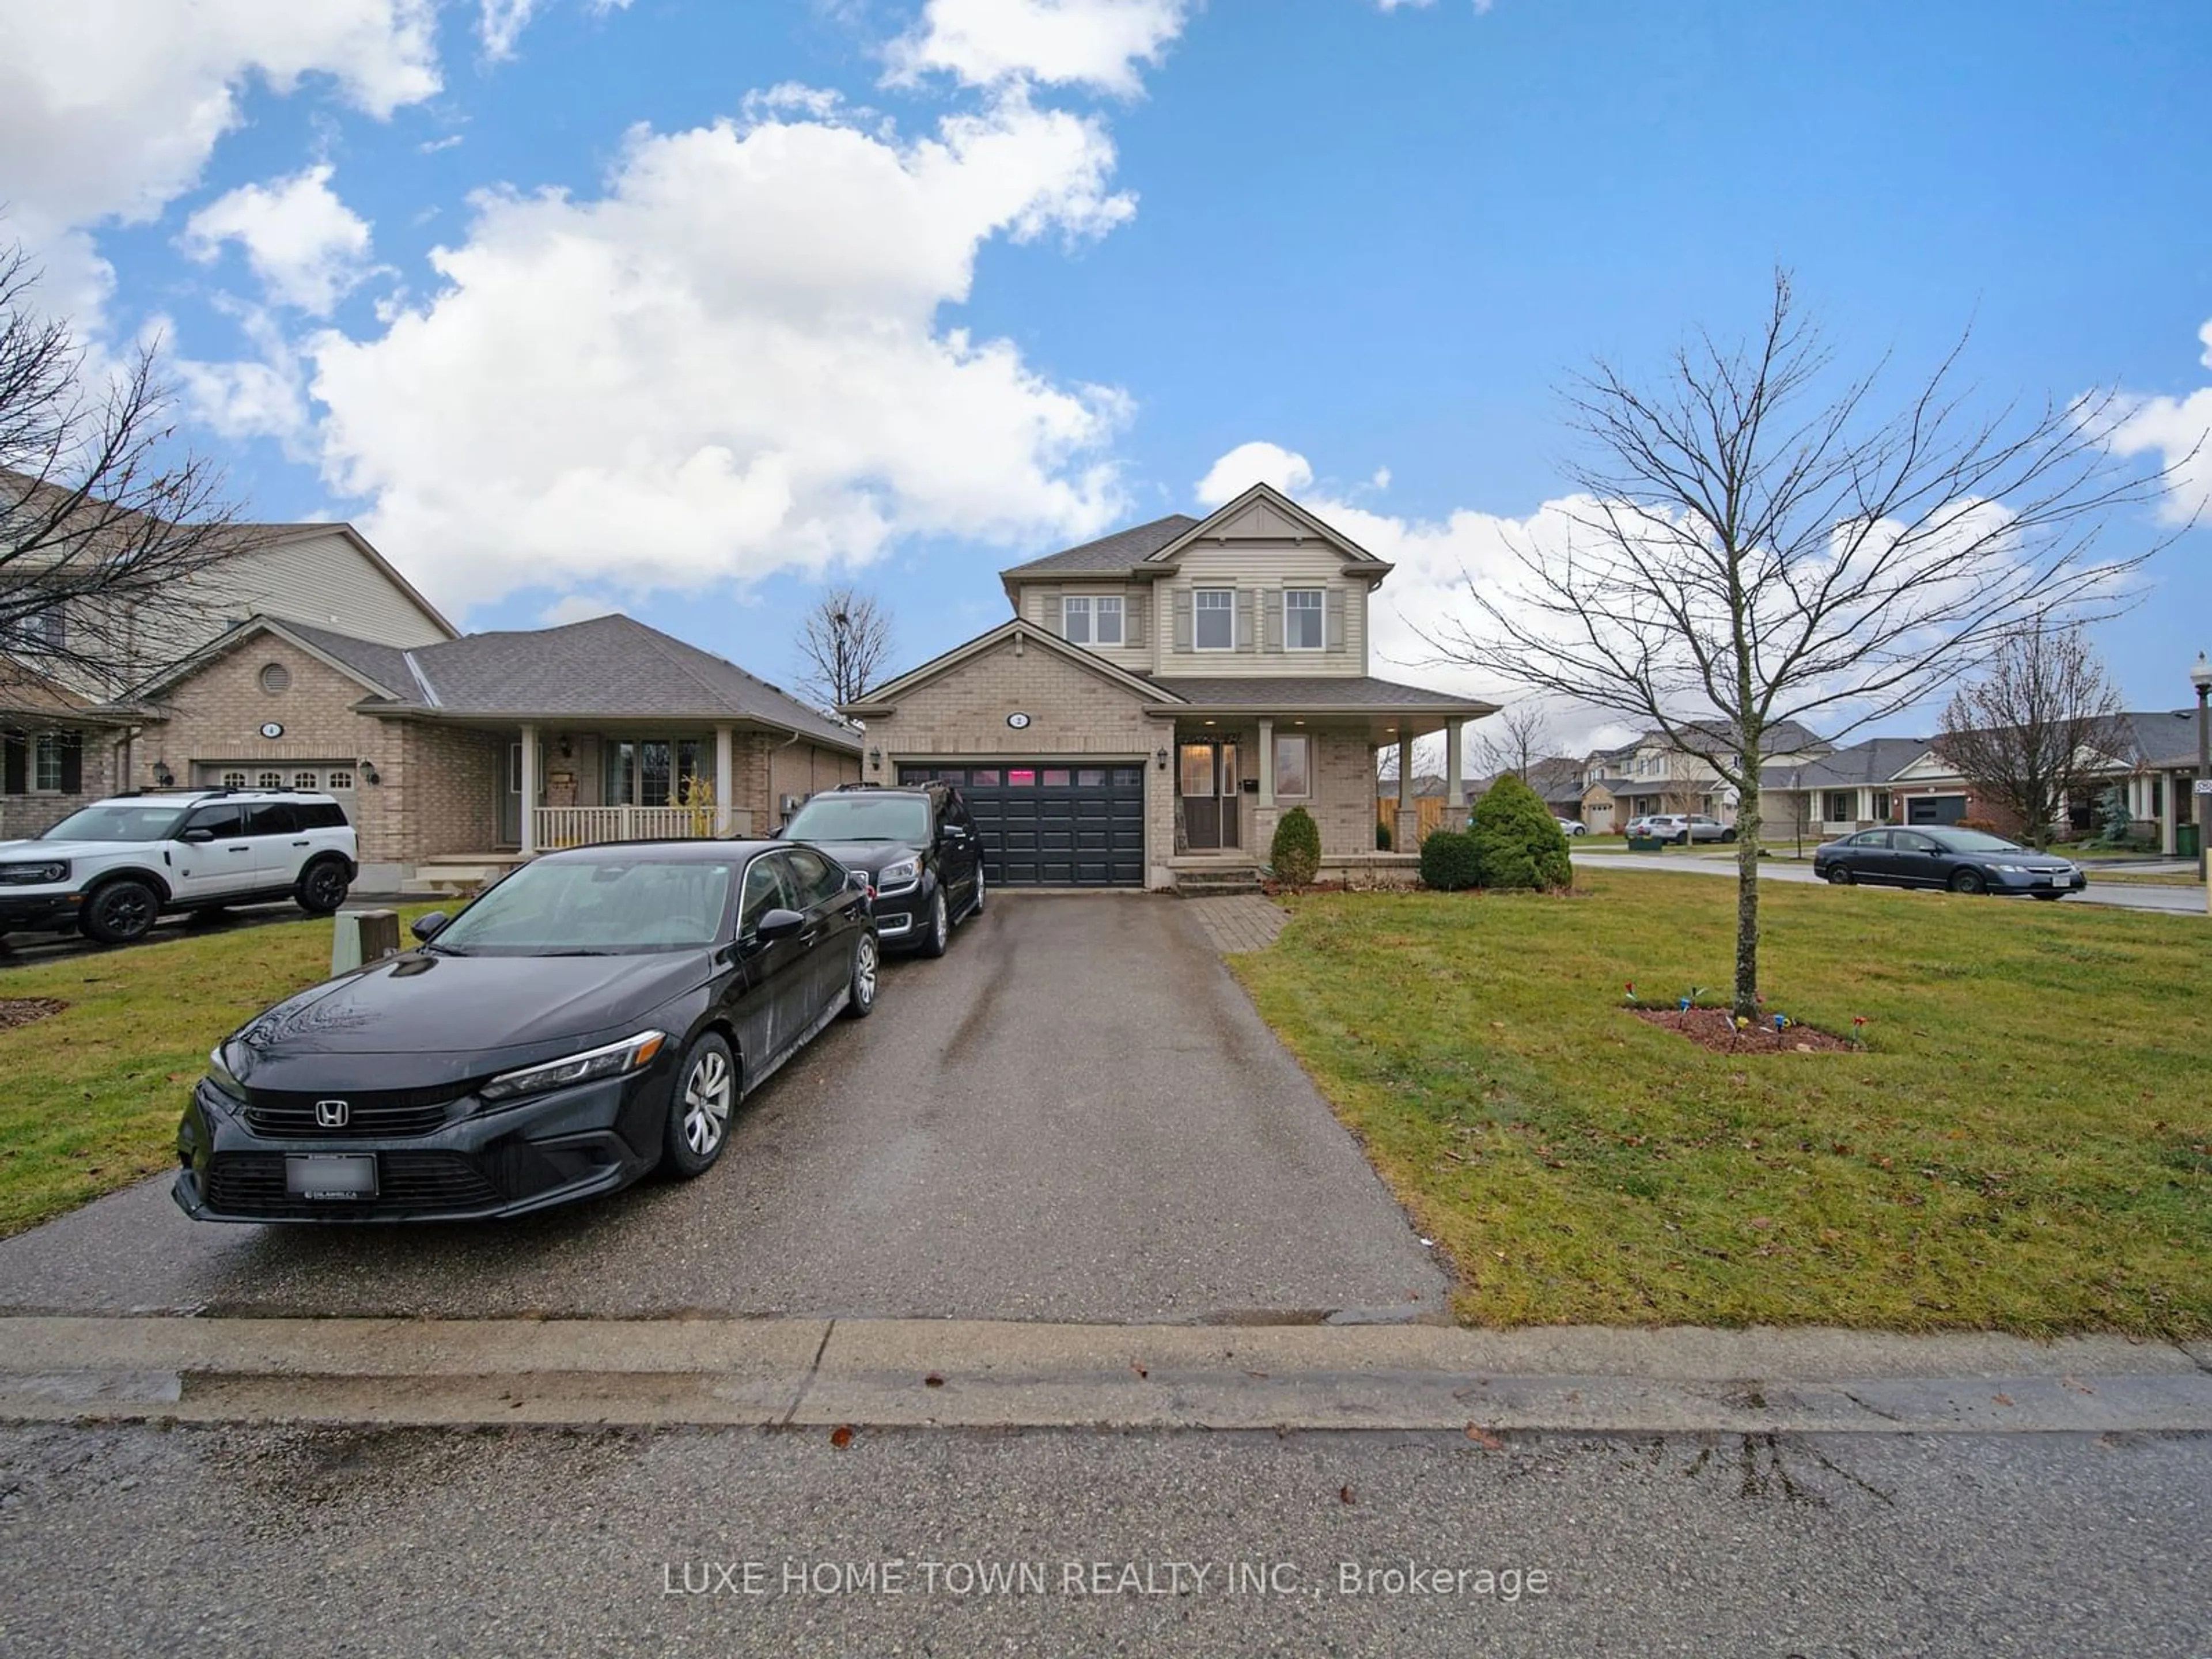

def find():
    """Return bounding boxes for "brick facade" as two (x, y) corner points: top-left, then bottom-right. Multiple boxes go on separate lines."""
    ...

(856, 633), (1179, 886)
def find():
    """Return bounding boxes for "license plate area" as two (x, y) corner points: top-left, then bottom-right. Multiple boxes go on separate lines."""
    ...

(286, 1153), (378, 1200)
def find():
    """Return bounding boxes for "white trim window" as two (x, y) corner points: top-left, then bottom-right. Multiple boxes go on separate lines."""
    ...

(1063, 594), (1126, 646)
(1093, 594), (1124, 646)
(1274, 733), (1312, 797)
(1284, 588), (1324, 650)
(1062, 596), (1092, 644)
(33, 733), (65, 791)
(1194, 589), (1234, 650)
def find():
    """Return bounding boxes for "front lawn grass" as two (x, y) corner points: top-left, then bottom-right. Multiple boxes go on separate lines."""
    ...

(0, 908), (436, 1237)
(1231, 872), (2211, 1335)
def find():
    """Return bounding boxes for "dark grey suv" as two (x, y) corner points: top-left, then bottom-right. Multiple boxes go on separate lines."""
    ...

(779, 782), (984, 956)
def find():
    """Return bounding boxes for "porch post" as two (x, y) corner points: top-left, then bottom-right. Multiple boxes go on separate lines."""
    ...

(2163, 769), (2179, 856)
(1257, 717), (1275, 805)
(1443, 718), (1467, 832)
(714, 725), (734, 836)
(1396, 732), (1419, 853)
(518, 723), (539, 857)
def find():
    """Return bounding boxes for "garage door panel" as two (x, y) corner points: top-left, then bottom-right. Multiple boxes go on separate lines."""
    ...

(903, 762), (1143, 888)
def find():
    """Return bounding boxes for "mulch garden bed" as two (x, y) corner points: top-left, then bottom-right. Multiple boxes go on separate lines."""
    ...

(0, 998), (68, 1033)
(1631, 1006), (1855, 1054)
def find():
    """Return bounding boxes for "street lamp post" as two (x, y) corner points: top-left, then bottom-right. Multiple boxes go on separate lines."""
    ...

(2191, 653), (2212, 880)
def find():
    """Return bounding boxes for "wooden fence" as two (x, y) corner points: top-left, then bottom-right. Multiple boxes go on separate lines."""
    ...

(1375, 796), (1449, 844)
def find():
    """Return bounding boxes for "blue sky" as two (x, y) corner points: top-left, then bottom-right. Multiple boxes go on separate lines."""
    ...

(6, 0), (2210, 745)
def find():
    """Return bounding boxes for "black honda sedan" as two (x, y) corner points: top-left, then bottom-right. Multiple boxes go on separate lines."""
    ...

(1811, 826), (2088, 899)
(173, 840), (876, 1224)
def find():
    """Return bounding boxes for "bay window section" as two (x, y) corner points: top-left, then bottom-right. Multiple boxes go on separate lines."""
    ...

(603, 738), (707, 807)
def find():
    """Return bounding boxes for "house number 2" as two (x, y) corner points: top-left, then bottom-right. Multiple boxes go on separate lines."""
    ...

(1006, 713), (1031, 729)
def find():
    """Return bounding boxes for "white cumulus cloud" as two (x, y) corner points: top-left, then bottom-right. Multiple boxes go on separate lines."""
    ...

(181, 165), (376, 315)
(289, 94), (1137, 613)
(887, 0), (1190, 95)
(2112, 318), (2212, 527)
(0, 0), (437, 317)
(1195, 441), (1316, 506)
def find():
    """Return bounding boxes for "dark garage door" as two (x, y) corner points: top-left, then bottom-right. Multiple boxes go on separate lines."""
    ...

(900, 763), (1145, 887)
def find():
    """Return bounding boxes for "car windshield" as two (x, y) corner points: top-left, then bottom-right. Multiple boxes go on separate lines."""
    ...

(1930, 829), (2029, 854)
(784, 793), (930, 843)
(36, 802), (188, 841)
(429, 858), (737, 955)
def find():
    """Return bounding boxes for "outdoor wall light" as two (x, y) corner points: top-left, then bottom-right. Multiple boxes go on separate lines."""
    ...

(1154, 747), (1169, 770)
(361, 760), (381, 785)
(867, 747), (881, 772)
(152, 761), (174, 786)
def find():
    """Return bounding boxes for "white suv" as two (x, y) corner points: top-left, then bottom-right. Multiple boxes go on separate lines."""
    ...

(0, 789), (358, 945)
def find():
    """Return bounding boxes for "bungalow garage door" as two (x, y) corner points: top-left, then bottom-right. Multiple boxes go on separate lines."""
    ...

(900, 764), (1145, 887)
(196, 762), (360, 832)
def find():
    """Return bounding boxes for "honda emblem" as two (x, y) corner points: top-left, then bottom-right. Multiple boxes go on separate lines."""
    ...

(313, 1099), (351, 1129)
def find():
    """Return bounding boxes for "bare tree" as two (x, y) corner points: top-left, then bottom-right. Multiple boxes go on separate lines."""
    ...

(1933, 624), (2126, 849)
(796, 585), (894, 710)
(1474, 701), (1553, 781)
(2, 238), (252, 694)
(1422, 271), (2176, 1018)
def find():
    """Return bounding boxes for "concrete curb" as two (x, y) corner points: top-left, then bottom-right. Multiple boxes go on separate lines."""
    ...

(2, 1316), (2205, 1434)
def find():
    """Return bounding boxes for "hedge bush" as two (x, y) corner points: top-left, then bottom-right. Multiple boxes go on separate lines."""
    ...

(1271, 805), (1322, 889)
(1419, 828), (1483, 891)
(1469, 772), (1573, 890)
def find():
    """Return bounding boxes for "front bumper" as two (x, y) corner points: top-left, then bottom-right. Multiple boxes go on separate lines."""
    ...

(0, 889), (82, 932)
(870, 878), (926, 944)
(172, 1064), (672, 1224)
(1991, 869), (2089, 895)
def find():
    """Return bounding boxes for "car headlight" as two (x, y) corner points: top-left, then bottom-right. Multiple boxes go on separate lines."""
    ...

(478, 1030), (668, 1103)
(0, 860), (68, 885)
(205, 1043), (248, 1103)
(1988, 862), (2025, 873)
(876, 857), (920, 888)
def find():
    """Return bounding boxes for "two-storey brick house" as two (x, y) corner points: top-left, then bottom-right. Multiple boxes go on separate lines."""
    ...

(844, 484), (1497, 889)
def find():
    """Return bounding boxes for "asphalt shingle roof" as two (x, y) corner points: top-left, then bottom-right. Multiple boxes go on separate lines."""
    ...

(1149, 674), (1491, 709)
(274, 614), (859, 749)
(999, 514), (1200, 576)
(1783, 737), (1933, 789)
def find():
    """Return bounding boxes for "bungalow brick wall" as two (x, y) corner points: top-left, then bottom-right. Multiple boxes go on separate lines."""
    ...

(137, 634), (410, 861)
(392, 721), (502, 858)
(0, 731), (117, 839)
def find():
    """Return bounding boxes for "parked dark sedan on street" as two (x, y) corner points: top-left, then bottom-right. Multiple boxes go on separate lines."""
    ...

(1812, 826), (2088, 898)
(173, 840), (876, 1224)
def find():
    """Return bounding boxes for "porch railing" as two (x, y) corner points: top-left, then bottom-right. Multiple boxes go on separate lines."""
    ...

(533, 804), (754, 850)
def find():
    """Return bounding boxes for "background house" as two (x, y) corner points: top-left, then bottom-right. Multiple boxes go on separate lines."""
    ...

(1577, 721), (1831, 832)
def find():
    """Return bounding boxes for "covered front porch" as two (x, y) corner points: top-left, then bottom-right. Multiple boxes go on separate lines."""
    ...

(498, 722), (761, 855)
(1164, 704), (1486, 882)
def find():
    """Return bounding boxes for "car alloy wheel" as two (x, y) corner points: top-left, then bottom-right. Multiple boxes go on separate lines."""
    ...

(922, 888), (949, 958)
(297, 860), (350, 915)
(1824, 866), (1855, 885)
(1949, 868), (1986, 895)
(664, 1033), (736, 1177)
(83, 879), (158, 945)
(844, 932), (879, 1019)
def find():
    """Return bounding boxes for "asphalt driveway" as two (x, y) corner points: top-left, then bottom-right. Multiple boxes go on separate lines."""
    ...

(0, 896), (1448, 1323)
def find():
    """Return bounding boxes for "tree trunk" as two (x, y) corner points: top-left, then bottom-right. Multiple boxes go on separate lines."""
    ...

(1733, 755), (1762, 1020)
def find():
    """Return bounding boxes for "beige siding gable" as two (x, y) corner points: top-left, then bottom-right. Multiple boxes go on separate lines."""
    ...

(187, 529), (452, 648)
(1154, 541), (1370, 677)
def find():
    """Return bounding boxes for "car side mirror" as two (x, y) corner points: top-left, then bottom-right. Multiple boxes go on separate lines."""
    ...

(180, 827), (214, 844)
(846, 870), (870, 893)
(756, 907), (806, 942)
(411, 911), (449, 942)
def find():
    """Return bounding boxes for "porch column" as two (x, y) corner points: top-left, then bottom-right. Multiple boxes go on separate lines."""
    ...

(1257, 717), (1275, 805)
(2164, 769), (2180, 856)
(714, 725), (734, 836)
(1443, 718), (1468, 832)
(1396, 732), (1419, 853)
(518, 723), (539, 857)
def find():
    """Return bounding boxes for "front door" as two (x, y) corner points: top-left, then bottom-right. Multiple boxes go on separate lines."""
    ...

(1178, 741), (1241, 851)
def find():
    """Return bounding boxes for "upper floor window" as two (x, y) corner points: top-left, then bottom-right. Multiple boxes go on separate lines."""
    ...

(1063, 594), (1123, 646)
(1194, 589), (1234, 650)
(1284, 589), (1324, 650)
